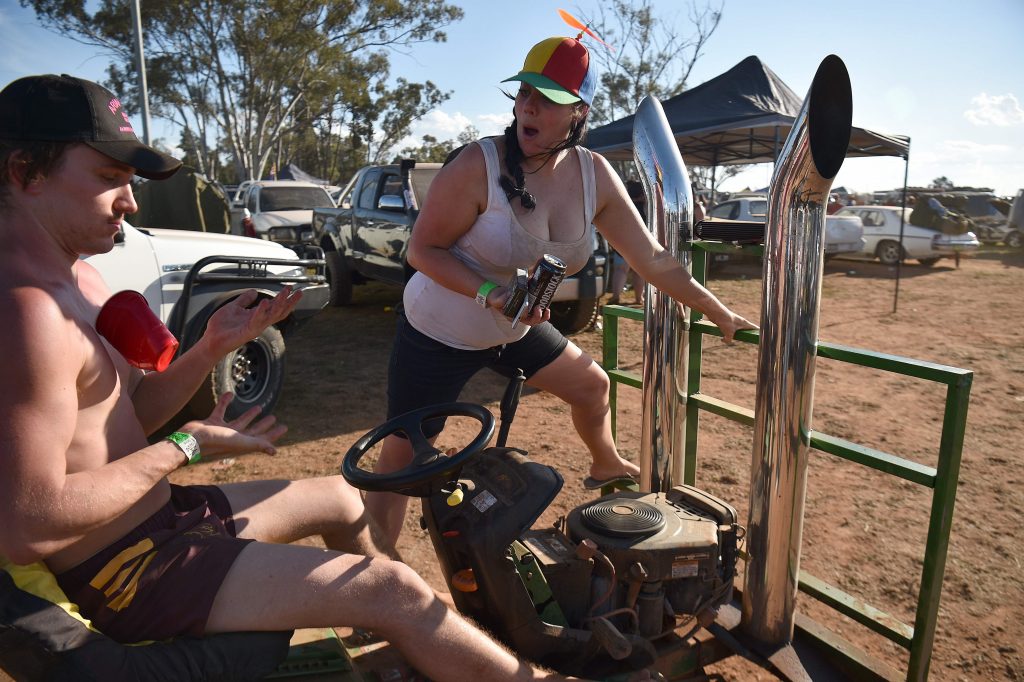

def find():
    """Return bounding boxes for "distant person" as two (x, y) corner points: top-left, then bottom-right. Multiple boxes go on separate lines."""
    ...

(608, 179), (648, 306)
(366, 35), (756, 545)
(0, 73), (586, 682)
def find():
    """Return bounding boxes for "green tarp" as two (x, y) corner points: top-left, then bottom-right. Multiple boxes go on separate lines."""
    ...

(130, 166), (230, 233)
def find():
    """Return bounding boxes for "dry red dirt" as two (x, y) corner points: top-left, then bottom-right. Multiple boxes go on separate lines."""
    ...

(169, 249), (1022, 681)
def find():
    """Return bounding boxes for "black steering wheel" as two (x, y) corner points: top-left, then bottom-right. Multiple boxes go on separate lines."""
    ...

(341, 403), (495, 497)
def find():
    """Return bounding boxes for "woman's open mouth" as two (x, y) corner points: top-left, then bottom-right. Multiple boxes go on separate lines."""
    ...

(521, 126), (539, 139)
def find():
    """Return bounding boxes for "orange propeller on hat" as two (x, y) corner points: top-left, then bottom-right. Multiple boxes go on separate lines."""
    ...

(558, 8), (615, 51)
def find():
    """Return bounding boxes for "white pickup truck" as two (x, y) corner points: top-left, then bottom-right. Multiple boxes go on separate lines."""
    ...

(85, 222), (329, 422)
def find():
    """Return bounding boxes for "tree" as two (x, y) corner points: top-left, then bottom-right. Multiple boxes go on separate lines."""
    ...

(574, 0), (723, 127)
(572, 0), (743, 193)
(930, 176), (955, 190)
(24, 0), (463, 182)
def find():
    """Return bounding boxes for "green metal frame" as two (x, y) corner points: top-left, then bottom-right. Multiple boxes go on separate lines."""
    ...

(600, 241), (971, 681)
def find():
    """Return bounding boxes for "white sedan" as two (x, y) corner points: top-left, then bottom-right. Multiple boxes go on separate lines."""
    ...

(835, 205), (980, 266)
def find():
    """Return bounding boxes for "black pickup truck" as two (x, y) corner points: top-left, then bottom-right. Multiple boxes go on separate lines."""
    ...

(309, 159), (609, 334)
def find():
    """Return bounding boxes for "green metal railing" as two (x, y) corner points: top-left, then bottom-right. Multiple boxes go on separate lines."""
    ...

(601, 241), (971, 681)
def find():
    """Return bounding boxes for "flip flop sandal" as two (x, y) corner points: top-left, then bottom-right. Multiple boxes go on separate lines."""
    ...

(583, 474), (639, 491)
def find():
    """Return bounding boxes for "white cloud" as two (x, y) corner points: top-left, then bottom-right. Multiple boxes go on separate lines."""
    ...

(906, 139), (1022, 195)
(398, 109), (512, 151)
(477, 113), (513, 136)
(915, 139), (1013, 164)
(409, 110), (474, 139)
(964, 93), (1024, 127)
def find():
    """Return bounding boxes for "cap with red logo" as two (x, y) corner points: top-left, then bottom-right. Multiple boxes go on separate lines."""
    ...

(0, 74), (181, 180)
(502, 37), (596, 107)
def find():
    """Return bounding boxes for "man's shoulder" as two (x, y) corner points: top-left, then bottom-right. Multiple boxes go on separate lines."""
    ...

(0, 275), (81, 343)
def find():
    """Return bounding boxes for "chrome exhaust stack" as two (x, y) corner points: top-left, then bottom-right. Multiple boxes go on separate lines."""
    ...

(631, 96), (693, 493)
(741, 55), (852, 645)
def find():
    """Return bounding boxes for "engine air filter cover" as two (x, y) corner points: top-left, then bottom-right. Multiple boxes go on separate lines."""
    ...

(579, 499), (666, 538)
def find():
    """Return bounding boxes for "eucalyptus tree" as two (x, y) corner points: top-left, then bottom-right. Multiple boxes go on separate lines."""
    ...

(24, 0), (462, 181)
(575, 0), (722, 126)
(573, 0), (740, 189)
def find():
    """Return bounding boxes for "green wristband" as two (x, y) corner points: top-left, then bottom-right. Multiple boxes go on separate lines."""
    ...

(475, 281), (499, 308)
(165, 431), (201, 465)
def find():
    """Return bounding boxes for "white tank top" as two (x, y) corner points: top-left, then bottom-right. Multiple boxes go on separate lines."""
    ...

(404, 138), (597, 349)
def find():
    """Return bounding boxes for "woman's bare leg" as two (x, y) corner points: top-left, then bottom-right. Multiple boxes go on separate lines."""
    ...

(363, 434), (421, 546)
(525, 342), (639, 482)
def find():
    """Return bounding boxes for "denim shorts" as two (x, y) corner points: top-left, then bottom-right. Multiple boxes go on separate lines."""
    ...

(386, 314), (568, 438)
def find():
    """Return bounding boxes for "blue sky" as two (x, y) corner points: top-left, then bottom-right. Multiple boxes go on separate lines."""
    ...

(2, 0), (1022, 197)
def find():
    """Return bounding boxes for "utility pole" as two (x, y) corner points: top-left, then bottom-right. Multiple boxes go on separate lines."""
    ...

(130, 0), (152, 145)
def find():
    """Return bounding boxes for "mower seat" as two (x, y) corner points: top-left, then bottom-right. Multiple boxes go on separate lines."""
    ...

(0, 561), (292, 681)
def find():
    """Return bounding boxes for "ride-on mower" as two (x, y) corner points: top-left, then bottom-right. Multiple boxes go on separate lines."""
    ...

(342, 371), (744, 680)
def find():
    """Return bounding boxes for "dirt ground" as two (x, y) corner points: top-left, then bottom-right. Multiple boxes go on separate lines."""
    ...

(172, 248), (1024, 681)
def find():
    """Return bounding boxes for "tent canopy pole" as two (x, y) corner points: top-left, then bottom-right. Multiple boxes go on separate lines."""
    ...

(893, 145), (911, 314)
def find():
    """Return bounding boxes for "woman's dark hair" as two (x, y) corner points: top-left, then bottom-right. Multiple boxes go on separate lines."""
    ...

(499, 94), (589, 210)
(0, 140), (72, 207)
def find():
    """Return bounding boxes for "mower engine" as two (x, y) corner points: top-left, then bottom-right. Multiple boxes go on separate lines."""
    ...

(567, 487), (739, 636)
(514, 486), (740, 649)
(423, 447), (741, 675)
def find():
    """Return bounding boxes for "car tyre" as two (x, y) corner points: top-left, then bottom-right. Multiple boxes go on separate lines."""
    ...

(1006, 231), (1023, 249)
(917, 258), (941, 267)
(876, 240), (903, 266)
(326, 250), (353, 306)
(549, 297), (601, 335)
(187, 324), (286, 421)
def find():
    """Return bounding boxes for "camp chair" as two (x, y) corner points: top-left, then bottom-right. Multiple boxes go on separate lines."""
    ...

(0, 560), (292, 681)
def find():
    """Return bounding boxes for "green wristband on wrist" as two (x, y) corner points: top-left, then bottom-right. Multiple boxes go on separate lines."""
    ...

(475, 281), (499, 308)
(165, 431), (201, 466)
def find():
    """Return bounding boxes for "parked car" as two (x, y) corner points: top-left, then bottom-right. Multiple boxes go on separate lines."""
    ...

(85, 221), (328, 421)
(230, 180), (253, 207)
(236, 180), (335, 241)
(705, 194), (865, 259)
(310, 159), (609, 334)
(835, 205), (980, 265)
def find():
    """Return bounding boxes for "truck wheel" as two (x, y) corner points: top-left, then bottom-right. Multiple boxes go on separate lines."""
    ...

(549, 298), (600, 335)
(326, 251), (353, 306)
(876, 240), (903, 266)
(1006, 231), (1023, 249)
(187, 325), (286, 421)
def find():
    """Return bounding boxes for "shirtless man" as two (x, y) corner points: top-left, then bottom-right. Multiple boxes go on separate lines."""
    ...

(0, 74), (582, 682)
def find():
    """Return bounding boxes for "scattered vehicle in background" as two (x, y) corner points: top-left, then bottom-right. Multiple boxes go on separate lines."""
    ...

(86, 221), (328, 422)
(836, 205), (980, 265)
(905, 187), (1018, 246)
(703, 193), (865, 263)
(308, 159), (609, 334)
(235, 180), (335, 242)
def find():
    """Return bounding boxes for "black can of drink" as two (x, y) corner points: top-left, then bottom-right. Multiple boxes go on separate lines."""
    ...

(529, 254), (567, 312)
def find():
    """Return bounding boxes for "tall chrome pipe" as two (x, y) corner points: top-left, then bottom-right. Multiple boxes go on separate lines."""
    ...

(741, 55), (852, 644)
(631, 96), (693, 493)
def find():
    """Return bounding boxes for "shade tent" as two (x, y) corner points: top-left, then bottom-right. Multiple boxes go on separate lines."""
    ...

(586, 55), (916, 314)
(584, 55), (909, 167)
(269, 162), (330, 186)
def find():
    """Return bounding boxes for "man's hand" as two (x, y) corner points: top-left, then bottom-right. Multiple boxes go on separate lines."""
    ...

(202, 287), (302, 357)
(184, 392), (289, 459)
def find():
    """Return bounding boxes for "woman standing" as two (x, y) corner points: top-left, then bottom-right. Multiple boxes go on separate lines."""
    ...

(368, 35), (756, 543)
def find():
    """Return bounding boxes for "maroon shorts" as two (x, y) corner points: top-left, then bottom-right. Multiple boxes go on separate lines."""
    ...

(55, 484), (254, 644)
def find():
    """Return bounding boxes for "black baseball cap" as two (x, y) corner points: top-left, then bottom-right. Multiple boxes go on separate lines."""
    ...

(0, 74), (181, 180)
